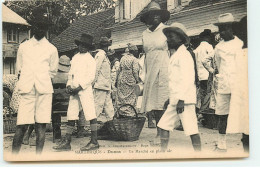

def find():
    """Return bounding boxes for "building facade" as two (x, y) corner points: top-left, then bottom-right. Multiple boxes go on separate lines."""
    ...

(2, 4), (30, 74)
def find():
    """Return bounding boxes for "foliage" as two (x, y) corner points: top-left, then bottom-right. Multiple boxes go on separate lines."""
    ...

(4, 0), (115, 40)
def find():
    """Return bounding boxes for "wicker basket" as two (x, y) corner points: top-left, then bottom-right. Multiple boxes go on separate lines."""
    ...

(3, 107), (17, 134)
(107, 104), (146, 141)
(201, 110), (218, 129)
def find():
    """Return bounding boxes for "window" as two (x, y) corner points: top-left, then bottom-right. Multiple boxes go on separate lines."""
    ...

(7, 28), (19, 43)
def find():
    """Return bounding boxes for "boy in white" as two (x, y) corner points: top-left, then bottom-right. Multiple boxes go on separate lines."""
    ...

(53, 34), (99, 151)
(158, 23), (201, 152)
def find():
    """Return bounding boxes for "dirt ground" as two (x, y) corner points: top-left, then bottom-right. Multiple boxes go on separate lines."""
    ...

(3, 118), (248, 161)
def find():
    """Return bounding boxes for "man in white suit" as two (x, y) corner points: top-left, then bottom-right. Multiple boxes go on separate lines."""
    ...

(12, 19), (59, 154)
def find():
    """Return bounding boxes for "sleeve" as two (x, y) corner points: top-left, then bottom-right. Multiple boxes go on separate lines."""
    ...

(176, 53), (195, 102)
(93, 52), (105, 84)
(49, 48), (59, 78)
(66, 60), (73, 87)
(78, 58), (96, 90)
(202, 46), (215, 73)
(132, 58), (140, 83)
(16, 46), (23, 75)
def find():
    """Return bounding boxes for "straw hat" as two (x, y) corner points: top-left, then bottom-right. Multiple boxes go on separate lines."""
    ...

(140, 1), (170, 24)
(163, 22), (190, 45)
(214, 13), (235, 26)
(58, 55), (71, 73)
(74, 33), (95, 50)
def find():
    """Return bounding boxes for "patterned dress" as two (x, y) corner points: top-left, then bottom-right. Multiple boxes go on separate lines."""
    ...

(116, 53), (140, 116)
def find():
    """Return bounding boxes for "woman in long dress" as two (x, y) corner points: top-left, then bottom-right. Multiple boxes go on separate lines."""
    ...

(116, 44), (140, 116)
(140, 1), (170, 136)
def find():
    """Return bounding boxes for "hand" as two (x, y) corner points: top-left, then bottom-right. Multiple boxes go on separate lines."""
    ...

(66, 85), (73, 94)
(163, 99), (170, 110)
(71, 86), (83, 95)
(176, 100), (184, 114)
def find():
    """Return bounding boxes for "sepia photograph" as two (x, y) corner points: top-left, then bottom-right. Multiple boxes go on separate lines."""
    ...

(2, 0), (249, 162)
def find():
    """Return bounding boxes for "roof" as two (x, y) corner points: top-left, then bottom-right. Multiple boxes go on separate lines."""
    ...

(51, 8), (115, 53)
(2, 4), (30, 26)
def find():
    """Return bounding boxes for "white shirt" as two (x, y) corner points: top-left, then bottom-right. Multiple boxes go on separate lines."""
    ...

(168, 45), (196, 105)
(16, 37), (59, 94)
(194, 41), (214, 81)
(67, 52), (96, 90)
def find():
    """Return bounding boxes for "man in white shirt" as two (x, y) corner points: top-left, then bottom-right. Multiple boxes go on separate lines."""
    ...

(213, 13), (244, 152)
(158, 23), (201, 152)
(194, 29), (214, 113)
(53, 34), (99, 151)
(12, 19), (59, 154)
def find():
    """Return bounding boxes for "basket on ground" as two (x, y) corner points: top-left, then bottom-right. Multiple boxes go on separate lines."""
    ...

(107, 104), (146, 141)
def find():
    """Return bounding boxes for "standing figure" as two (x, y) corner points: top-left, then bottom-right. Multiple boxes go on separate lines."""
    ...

(194, 29), (214, 113)
(140, 1), (170, 134)
(213, 13), (244, 152)
(116, 43), (140, 116)
(93, 37), (115, 122)
(107, 49), (120, 108)
(12, 19), (59, 154)
(53, 34), (99, 151)
(158, 23), (201, 152)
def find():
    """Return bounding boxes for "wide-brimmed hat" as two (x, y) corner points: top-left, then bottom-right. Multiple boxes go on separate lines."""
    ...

(75, 33), (95, 50)
(163, 22), (190, 45)
(107, 49), (115, 56)
(98, 37), (112, 47)
(140, 1), (170, 24)
(214, 13), (235, 26)
(199, 29), (212, 38)
(58, 55), (71, 73)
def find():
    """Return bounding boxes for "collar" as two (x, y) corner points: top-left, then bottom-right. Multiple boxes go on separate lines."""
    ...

(31, 36), (47, 45)
(146, 23), (164, 33)
(171, 44), (186, 59)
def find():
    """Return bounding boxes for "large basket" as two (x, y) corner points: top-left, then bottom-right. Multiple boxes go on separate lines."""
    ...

(107, 104), (146, 141)
(3, 107), (17, 134)
(201, 109), (218, 129)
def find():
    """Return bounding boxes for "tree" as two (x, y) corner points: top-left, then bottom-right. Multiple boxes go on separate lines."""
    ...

(4, 0), (115, 40)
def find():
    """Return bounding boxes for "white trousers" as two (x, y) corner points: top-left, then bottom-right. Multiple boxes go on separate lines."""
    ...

(67, 87), (96, 121)
(17, 86), (52, 125)
(158, 104), (199, 136)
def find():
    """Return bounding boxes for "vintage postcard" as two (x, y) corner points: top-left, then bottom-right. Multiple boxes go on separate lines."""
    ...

(2, 0), (249, 161)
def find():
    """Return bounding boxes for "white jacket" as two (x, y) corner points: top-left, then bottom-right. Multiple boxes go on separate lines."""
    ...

(194, 41), (214, 81)
(168, 45), (196, 105)
(16, 37), (59, 94)
(214, 36), (244, 94)
(67, 52), (96, 90)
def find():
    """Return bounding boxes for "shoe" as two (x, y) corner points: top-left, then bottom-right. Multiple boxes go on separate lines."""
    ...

(53, 142), (71, 151)
(53, 134), (71, 151)
(80, 142), (99, 151)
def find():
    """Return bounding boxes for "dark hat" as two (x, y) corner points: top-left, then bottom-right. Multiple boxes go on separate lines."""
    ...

(107, 49), (115, 56)
(98, 37), (112, 47)
(140, 1), (170, 24)
(163, 22), (190, 45)
(199, 29), (212, 38)
(75, 33), (95, 50)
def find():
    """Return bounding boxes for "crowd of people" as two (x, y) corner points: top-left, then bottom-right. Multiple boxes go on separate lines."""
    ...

(10, 1), (248, 155)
